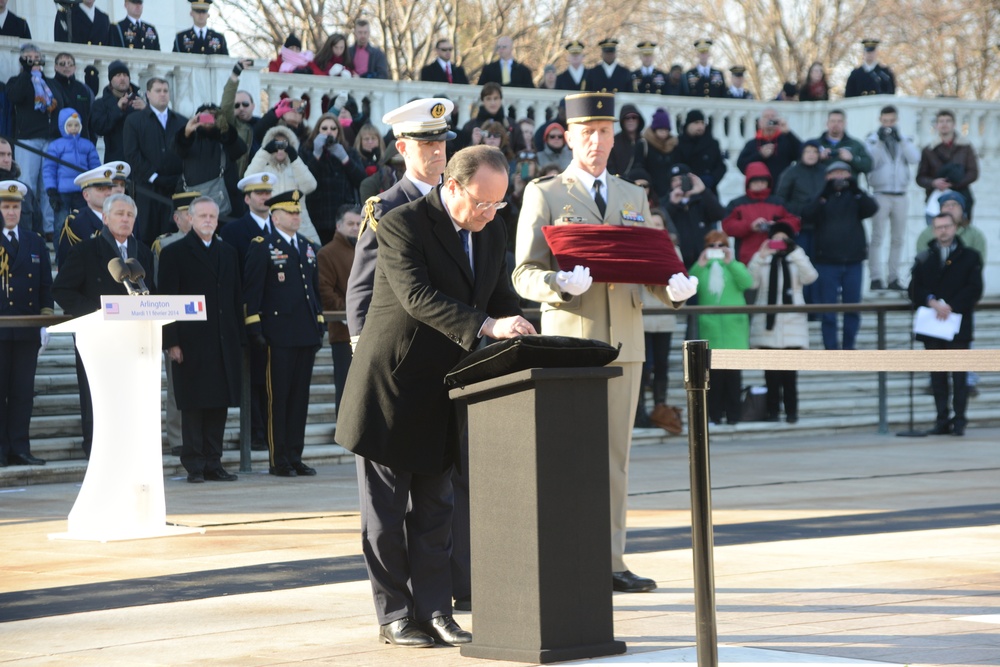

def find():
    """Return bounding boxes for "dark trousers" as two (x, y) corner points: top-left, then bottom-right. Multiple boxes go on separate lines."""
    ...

(923, 337), (970, 427)
(644, 331), (672, 404)
(356, 455), (454, 625)
(450, 414), (471, 602)
(265, 345), (316, 469)
(765, 369), (798, 418)
(250, 345), (267, 444)
(708, 368), (742, 424)
(73, 342), (94, 456)
(0, 339), (40, 460)
(330, 341), (352, 419)
(180, 407), (228, 475)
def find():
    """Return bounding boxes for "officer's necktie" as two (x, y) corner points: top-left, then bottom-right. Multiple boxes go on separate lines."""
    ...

(502, 63), (511, 85)
(446, 63), (452, 84)
(458, 228), (473, 275)
(6, 231), (17, 257)
(593, 181), (607, 217)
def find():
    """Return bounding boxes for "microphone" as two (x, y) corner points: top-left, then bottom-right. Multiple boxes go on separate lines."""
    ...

(107, 258), (141, 295)
(124, 258), (150, 295)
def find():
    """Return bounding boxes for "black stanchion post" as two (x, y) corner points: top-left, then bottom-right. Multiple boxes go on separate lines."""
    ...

(239, 347), (252, 473)
(683, 340), (718, 667)
(877, 310), (888, 434)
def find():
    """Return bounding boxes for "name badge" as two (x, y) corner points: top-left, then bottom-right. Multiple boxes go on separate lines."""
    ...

(557, 216), (585, 225)
(30, 254), (41, 263)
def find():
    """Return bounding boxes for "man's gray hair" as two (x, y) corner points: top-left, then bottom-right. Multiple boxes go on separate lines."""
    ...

(444, 145), (509, 187)
(19, 43), (40, 55)
(103, 193), (138, 216)
(189, 196), (219, 213)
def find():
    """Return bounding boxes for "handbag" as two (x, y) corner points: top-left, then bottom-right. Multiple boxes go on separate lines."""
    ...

(181, 150), (231, 218)
(739, 386), (768, 422)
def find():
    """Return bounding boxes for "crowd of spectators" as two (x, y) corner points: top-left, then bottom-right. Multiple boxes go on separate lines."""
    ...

(0, 15), (988, 445)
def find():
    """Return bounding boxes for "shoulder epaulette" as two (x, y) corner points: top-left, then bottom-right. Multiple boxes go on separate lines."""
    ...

(358, 195), (381, 237)
(532, 174), (557, 184)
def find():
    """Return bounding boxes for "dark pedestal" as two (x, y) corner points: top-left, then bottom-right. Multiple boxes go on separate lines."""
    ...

(449, 366), (626, 663)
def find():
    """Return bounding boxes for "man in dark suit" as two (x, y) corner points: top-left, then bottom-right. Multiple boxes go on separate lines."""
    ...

(159, 196), (244, 482)
(52, 193), (155, 457)
(54, 0), (110, 45)
(555, 40), (587, 91)
(173, 0), (228, 55)
(123, 77), (187, 244)
(0, 0), (31, 38)
(346, 98), (454, 338)
(585, 39), (632, 93)
(58, 162), (128, 268)
(477, 36), (534, 88)
(420, 38), (469, 84)
(337, 145), (534, 648)
(243, 190), (324, 477)
(109, 0), (161, 50)
(0, 181), (52, 468)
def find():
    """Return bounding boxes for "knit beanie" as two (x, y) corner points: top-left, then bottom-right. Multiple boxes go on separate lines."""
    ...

(650, 108), (671, 131)
(108, 60), (129, 80)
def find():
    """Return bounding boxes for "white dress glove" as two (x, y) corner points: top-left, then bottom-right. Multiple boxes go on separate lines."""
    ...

(39, 327), (50, 355)
(666, 273), (698, 302)
(555, 265), (592, 296)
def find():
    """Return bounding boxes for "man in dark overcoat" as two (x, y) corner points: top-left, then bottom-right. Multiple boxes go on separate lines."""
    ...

(52, 193), (154, 457)
(336, 146), (534, 648)
(159, 196), (244, 482)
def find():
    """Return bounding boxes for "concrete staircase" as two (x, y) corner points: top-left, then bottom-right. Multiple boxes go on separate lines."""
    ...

(4, 292), (999, 487)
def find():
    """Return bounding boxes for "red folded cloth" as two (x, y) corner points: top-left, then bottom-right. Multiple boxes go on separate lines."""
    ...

(542, 224), (687, 285)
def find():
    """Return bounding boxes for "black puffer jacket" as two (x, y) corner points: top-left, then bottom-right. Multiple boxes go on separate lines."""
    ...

(802, 179), (879, 264)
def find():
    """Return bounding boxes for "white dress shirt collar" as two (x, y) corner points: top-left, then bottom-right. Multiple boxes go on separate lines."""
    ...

(404, 172), (436, 195)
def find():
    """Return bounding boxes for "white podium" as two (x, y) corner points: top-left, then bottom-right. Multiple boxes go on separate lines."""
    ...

(48, 295), (208, 542)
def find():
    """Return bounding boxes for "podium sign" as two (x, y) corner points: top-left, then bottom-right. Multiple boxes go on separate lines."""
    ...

(48, 296), (207, 542)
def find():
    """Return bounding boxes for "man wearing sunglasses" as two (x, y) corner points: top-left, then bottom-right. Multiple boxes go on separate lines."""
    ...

(222, 59), (260, 179)
(420, 39), (469, 85)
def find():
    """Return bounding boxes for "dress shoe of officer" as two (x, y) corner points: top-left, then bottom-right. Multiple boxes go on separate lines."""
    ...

(379, 618), (434, 647)
(170, 446), (182, 456)
(205, 468), (238, 481)
(9, 453), (45, 466)
(187, 472), (205, 483)
(291, 462), (317, 476)
(612, 570), (657, 593)
(269, 466), (297, 477)
(420, 615), (472, 645)
(453, 596), (472, 612)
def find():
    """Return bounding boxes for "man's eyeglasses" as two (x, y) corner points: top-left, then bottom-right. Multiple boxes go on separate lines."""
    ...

(707, 243), (726, 249)
(234, 102), (252, 108)
(458, 183), (507, 211)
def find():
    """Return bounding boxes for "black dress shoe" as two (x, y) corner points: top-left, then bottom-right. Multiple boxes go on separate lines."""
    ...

(379, 618), (434, 648)
(927, 422), (952, 436)
(170, 446), (182, 456)
(952, 422), (966, 436)
(420, 615), (472, 645)
(291, 462), (317, 476)
(250, 441), (268, 451)
(9, 454), (45, 466)
(612, 570), (657, 593)
(187, 472), (205, 483)
(887, 279), (906, 291)
(453, 596), (472, 612)
(269, 466), (297, 477)
(204, 468), (238, 481)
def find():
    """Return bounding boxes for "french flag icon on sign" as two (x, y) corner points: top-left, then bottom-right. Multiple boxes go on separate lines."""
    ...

(184, 301), (204, 315)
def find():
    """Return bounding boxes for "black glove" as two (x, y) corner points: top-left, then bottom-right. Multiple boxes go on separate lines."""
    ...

(249, 333), (268, 349)
(232, 61), (245, 77)
(263, 140), (279, 154)
(47, 188), (61, 213)
(19, 55), (40, 72)
(285, 146), (298, 162)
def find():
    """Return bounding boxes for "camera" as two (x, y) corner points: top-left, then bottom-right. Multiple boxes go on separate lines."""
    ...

(766, 119), (780, 128)
(197, 112), (215, 124)
(273, 140), (289, 150)
(705, 248), (725, 260)
(832, 178), (849, 191)
(767, 239), (787, 251)
(679, 174), (693, 192)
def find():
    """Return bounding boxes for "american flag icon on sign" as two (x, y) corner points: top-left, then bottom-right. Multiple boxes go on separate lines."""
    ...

(105, 302), (119, 314)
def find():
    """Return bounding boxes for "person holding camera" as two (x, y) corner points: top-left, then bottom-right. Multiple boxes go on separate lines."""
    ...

(736, 107), (802, 184)
(665, 164), (726, 269)
(5, 44), (65, 238)
(688, 231), (753, 425)
(813, 110), (872, 179)
(748, 223), (818, 423)
(247, 125), (319, 242)
(91, 60), (146, 163)
(175, 104), (247, 223)
(802, 161), (879, 351)
(723, 161), (800, 267)
(302, 113), (366, 246)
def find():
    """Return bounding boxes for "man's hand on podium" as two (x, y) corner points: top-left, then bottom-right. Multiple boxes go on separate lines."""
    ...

(483, 316), (537, 339)
(555, 265), (592, 296)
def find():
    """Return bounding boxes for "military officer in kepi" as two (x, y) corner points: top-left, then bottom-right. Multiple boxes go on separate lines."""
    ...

(243, 189), (324, 478)
(174, 0), (229, 55)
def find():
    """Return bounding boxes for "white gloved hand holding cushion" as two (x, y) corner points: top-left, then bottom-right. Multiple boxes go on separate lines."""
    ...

(555, 264), (592, 296)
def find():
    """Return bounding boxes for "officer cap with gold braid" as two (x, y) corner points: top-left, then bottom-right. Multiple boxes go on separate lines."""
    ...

(0, 180), (27, 201)
(109, 161), (131, 182)
(73, 165), (117, 189)
(189, 0), (213, 11)
(172, 191), (201, 212)
(266, 189), (302, 213)
(564, 40), (585, 54)
(382, 98), (456, 141)
(564, 92), (616, 124)
(238, 172), (276, 193)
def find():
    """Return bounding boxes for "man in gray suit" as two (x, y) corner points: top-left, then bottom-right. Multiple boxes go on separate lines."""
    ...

(513, 92), (698, 593)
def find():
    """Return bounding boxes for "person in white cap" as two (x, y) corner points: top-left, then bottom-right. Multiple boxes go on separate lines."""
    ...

(56, 162), (129, 267)
(1, 180), (53, 468)
(345, 97), (455, 337)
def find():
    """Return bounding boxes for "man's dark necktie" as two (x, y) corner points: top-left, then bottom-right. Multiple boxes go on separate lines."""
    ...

(593, 181), (607, 217)
(6, 231), (18, 258)
(459, 228), (473, 274)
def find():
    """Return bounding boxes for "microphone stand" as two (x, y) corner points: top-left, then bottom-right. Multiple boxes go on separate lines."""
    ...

(897, 327), (926, 437)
